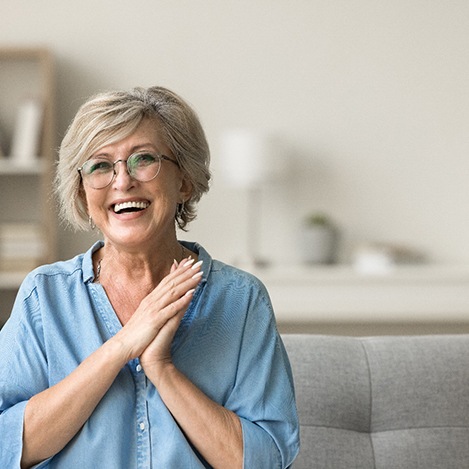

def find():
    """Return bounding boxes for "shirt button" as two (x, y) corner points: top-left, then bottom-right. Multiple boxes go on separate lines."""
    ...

(139, 422), (145, 431)
(136, 364), (142, 372)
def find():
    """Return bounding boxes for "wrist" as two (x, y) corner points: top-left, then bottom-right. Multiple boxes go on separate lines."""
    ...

(104, 334), (134, 367)
(143, 359), (177, 387)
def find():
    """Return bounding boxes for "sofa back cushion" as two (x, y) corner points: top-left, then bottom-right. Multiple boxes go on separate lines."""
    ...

(282, 334), (469, 469)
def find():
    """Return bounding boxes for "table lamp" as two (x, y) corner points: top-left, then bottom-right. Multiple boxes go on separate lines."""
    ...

(219, 128), (286, 268)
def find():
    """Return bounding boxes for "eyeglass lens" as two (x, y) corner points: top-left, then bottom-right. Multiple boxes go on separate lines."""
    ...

(80, 153), (162, 189)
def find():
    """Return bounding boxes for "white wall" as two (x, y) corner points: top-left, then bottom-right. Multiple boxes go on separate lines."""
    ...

(1, 0), (469, 266)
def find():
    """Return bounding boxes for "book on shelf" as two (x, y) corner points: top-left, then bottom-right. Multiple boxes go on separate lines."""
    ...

(0, 258), (41, 273)
(0, 222), (45, 272)
(10, 97), (44, 166)
(0, 222), (43, 239)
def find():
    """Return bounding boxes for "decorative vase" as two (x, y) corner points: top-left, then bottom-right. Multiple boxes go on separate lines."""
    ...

(301, 213), (338, 264)
(303, 225), (336, 264)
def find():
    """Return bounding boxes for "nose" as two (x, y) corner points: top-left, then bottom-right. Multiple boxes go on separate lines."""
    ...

(112, 160), (134, 189)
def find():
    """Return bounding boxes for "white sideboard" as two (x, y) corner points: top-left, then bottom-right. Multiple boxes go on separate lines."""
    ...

(253, 265), (469, 332)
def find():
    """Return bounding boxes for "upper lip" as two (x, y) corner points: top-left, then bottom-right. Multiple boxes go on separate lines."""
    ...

(110, 198), (151, 212)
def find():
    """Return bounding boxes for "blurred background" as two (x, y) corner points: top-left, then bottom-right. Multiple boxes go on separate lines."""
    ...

(1, 1), (469, 333)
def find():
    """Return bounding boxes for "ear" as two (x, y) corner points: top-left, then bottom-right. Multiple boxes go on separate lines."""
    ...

(179, 175), (193, 204)
(78, 184), (89, 212)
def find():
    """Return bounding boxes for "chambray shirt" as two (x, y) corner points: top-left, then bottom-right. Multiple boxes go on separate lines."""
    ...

(0, 241), (299, 468)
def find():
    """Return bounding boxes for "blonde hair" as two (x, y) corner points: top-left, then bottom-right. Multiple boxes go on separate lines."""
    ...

(55, 86), (211, 230)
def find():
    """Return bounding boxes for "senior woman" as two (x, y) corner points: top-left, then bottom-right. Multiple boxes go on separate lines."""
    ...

(0, 86), (299, 468)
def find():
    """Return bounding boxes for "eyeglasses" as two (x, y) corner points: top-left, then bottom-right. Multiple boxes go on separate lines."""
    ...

(78, 152), (179, 189)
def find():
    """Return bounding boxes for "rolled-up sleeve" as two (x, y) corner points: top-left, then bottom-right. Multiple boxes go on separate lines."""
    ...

(226, 282), (300, 468)
(0, 279), (48, 468)
(0, 399), (28, 467)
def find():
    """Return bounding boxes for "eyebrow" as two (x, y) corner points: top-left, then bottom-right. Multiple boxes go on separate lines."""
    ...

(91, 145), (159, 159)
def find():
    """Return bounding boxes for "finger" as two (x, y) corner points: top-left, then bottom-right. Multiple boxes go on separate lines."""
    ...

(153, 287), (195, 328)
(121, 277), (197, 360)
(180, 257), (194, 268)
(140, 260), (203, 314)
(160, 259), (203, 292)
(160, 297), (190, 336)
(155, 307), (187, 345)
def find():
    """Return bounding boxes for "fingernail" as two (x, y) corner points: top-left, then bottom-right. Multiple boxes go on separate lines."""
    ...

(191, 260), (203, 270)
(183, 258), (195, 267)
(184, 288), (195, 297)
(192, 271), (203, 279)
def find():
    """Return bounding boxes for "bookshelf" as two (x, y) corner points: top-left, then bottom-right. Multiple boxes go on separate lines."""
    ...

(0, 47), (57, 323)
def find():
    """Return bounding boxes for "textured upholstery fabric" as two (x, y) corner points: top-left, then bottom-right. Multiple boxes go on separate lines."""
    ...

(282, 334), (469, 469)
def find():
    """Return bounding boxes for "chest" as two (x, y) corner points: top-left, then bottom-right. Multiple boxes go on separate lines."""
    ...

(100, 281), (152, 325)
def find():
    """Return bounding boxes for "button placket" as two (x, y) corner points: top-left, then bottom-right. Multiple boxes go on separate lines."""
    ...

(133, 359), (150, 467)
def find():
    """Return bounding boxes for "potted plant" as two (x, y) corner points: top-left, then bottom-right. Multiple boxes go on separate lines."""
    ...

(302, 212), (337, 264)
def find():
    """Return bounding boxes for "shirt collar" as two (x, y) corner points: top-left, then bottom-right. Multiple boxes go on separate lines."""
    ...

(83, 240), (104, 283)
(82, 240), (212, 284)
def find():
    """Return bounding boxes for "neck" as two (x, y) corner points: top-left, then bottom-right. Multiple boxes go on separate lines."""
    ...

(96, 239), (187, 286)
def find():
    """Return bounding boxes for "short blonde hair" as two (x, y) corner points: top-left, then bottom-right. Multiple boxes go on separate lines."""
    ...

(55, 86), (211, 230)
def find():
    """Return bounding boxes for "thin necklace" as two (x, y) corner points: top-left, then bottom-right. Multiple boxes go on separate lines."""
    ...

(95, 243), (186, 282)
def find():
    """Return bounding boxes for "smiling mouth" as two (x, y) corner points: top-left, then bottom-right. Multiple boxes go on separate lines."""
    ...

(113, 201), (150, 214)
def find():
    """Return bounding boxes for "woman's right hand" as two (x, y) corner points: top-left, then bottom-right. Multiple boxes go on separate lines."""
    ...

(111, 258), (203, 363)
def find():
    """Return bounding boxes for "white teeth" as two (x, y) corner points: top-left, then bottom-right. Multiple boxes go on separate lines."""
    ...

(114, 201), (149, 213)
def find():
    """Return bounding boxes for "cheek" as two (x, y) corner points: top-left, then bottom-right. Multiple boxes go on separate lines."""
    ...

(82, 187), (106, 215)
(155, 178), (183, 203)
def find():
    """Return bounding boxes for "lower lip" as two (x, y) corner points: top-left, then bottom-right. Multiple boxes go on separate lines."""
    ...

(111, 207), (149, 219)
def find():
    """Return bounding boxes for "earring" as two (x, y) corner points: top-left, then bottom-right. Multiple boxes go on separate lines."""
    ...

(177, 201), (185, 219)
(88, 215), (96, 230)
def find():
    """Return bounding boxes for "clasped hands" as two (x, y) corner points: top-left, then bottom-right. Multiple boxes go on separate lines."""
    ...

(112, 257), (203, 375)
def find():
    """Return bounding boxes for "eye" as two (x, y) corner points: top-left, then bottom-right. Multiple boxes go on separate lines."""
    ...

(129, 152), (158, 169)
(84, 159), (113, 174)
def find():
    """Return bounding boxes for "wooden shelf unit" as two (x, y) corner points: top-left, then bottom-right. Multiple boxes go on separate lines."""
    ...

(0, 47), (57, 293)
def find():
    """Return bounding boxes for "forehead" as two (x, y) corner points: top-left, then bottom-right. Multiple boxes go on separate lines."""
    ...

(92, 118), (170, 158)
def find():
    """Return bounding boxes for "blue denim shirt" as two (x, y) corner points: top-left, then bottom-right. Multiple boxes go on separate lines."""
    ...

(0, 241), (299, 468)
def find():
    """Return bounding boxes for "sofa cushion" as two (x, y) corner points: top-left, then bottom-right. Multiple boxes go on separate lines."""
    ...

(282, 334), (469, 469)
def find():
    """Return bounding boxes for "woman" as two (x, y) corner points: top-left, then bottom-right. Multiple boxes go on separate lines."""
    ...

(0, 86), (299, 468)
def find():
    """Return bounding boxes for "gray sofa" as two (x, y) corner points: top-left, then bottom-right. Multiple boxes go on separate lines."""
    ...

(282, 334), (469, 469)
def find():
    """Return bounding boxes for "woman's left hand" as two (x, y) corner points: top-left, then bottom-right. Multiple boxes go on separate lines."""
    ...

(138, 260), (243, 468)
(139, 259), (199, 377)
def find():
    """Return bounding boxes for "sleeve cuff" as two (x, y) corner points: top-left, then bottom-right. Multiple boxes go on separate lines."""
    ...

(240, 417), (283, 469)
(0, 400), (27, 468)
(0, 400), (53, 469)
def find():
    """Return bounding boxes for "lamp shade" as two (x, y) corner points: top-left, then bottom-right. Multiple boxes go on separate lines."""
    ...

(219, 128), (286, 188)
